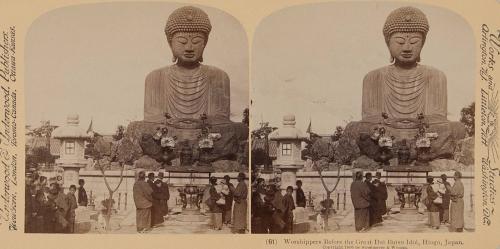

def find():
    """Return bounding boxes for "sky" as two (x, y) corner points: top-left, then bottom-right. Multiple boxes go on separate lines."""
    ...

(25, 2), (248, 134)
(251, 2), (475, 134)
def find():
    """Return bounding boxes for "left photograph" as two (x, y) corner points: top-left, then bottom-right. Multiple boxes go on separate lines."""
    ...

(24, 3), (249, 234)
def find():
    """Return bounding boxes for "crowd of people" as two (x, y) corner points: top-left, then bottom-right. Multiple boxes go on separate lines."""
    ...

(424, 171), (465, 232)
(132, 171), (170, 233)
(350, 171), (388, 232)
(205, 172), (248, 233)
(133, 171), (248, 233)
(251, 178), (307, 234)
(350, 170), (465, 232)
(25, 173), (88, 233)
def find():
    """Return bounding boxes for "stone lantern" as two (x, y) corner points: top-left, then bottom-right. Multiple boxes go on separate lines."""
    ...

(52, 114), (91, 189)
(269, 114), (308, 192)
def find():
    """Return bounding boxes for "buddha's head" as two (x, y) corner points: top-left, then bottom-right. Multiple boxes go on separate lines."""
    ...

(165, 6), (212, 66)
(383, 6), (429, 66)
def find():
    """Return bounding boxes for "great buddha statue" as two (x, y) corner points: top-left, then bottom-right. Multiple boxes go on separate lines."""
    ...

(128, 6), (248, 164)
(343, 6), (466, 162)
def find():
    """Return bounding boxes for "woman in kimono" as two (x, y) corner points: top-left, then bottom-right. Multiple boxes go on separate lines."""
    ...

(425, 177), (441, 229)
(232, 172), (248, 233)
(448, 171), (465, 232)
(208, 177), (224, 230)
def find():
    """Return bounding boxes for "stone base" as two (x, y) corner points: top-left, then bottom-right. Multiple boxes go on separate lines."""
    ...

(74, 220), (93, 233)
(293, 222), (311, 233)
(341, 120), (467, 162)
(390, 207), (426, 222)
(163, 165), (214, 173)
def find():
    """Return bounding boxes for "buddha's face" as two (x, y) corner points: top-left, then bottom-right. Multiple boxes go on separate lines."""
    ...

(388, 32), (424, 65)
(170, 32), (206, 65)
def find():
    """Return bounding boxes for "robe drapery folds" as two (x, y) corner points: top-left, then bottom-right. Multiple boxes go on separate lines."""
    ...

(362, 64), (447, 123)
(144, 64), (230, 123)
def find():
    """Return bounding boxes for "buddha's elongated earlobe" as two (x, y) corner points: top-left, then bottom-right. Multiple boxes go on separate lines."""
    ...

(172, 56), (177, 63)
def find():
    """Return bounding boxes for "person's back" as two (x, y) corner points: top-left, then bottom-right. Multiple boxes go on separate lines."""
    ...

(350, 181), (370, 209)
(133, 181), (153, 209)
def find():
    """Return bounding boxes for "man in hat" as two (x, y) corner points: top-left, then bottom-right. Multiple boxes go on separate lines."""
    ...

(157, 172), (170, 217)
(371, 172), (388, 225)
(133, 171), (153, 232)
(232, 172), (248, 233)
(364, 172), (377, 226)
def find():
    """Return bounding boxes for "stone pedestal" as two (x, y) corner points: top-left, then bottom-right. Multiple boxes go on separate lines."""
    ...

(277, 165), (301, 192)
(61, 165), (84, 189)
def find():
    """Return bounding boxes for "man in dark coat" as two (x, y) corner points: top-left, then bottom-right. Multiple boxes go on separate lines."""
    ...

(157, 172), (170, 217)
(364, 172), (377, 226)
(133, 171), (153, 232)
(351, 171), (371, 232)
(151, 180), (165, 227)
(295, 180), (306, 208)
(371, 179), (386, 225)
(77, 179), (88, 207)
(371, 172), (388, 225)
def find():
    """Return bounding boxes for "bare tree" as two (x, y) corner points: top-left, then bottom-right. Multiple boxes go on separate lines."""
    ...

(89, 126), (139, 231)
(307, 133), (343, 231)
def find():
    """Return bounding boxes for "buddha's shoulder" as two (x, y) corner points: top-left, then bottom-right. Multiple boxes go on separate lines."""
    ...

(363, 65), (446, 80)
(202, 65), (229, 78)
(363, 66), (391, 82)
(145, 66), (170, 79)
(418, 65), (446, 78)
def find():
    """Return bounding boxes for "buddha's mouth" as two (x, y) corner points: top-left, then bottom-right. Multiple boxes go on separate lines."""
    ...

(184, 54), (195, 58)
(401, 53), (413, 58)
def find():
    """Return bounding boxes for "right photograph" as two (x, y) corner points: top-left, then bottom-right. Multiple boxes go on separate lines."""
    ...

(250, 3), (475, 234)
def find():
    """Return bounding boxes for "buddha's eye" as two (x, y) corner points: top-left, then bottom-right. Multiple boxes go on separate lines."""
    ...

(176, 37), (188, 44)
(192, 37), (204, 44)
(394, 38), (405, 45)
(410, 38), (421, 44)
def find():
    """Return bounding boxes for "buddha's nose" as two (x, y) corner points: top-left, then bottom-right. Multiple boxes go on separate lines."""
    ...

(402, 43), (412, 51)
